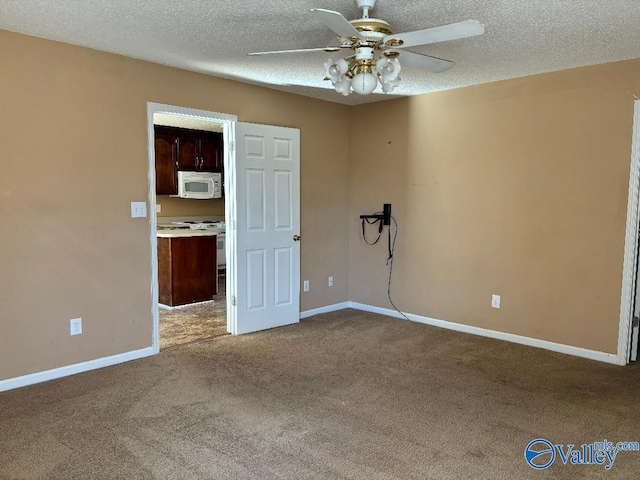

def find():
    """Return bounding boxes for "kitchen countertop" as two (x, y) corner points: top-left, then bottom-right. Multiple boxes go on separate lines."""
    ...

(157, 230), (218, 238)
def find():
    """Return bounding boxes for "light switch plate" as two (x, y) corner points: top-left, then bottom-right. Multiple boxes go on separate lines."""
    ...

(70, 318), (82, 336)
(131, 202), (147, 218)
(491, 294), (501, 309)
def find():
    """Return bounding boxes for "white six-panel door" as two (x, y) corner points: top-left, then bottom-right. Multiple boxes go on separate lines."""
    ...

(231, 122), (300, 335)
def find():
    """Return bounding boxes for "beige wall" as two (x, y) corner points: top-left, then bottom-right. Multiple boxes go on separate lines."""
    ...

(349, 59), (640, 354)
(156, 197), (225, 217)
(0, 29), (351, 381)
(2, 27), (638, 383)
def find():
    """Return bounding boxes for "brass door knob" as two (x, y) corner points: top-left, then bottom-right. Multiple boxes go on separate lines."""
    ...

(293, 235), (301, 241)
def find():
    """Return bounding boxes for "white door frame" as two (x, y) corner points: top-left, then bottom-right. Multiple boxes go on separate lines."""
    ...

(146, 102), (237, 354)
(617, 99), (640, 365)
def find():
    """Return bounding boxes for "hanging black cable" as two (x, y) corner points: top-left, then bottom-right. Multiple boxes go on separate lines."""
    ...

(360, 207), (409, 321)
(385, 215), (410, 321)
(361, 212), (383, 245)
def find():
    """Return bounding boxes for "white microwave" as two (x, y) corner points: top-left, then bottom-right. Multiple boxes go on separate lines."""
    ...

(177, 171), (222, 199)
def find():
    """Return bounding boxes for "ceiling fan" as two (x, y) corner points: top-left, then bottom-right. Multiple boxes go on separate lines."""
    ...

(249, 0), (485, 96)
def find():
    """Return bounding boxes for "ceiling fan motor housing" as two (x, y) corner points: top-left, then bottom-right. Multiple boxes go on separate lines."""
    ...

(350, 18), (392, 42)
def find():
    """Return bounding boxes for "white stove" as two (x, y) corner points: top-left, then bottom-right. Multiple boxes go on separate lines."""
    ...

(188, 221), (225, 232)
(158, 221), (224, 231)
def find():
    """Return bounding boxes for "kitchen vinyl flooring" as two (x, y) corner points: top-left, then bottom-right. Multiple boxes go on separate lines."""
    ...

(159, 275), (227, 349)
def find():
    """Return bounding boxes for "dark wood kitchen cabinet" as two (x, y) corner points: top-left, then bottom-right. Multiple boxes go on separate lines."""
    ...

(175, 129), (223, 172)
(154, 125), (224, 195)
(158, 235), (218, 307)
(199, 134), (223, 171)
(154, 127), (178, 195)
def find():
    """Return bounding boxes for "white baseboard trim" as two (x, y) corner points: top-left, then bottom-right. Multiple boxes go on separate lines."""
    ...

(0, 299), (623, 393)
(300, 302), (351, 319)
(0, 347), (155, 393)
(348, 302), (624, 366)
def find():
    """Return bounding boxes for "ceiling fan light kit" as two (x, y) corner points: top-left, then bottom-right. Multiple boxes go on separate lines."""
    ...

(324, 48), (402, 96)
(249, 0), (484, 97)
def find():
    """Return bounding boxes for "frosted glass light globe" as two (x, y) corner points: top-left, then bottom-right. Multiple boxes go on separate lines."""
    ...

(376, 57), (401, 82)
(334, 77), (352, 96)
(336, 58), (349, 75)
(324, 59), (341, 83)
(381, 76), (401, 93)
(351, 72), (378, 95)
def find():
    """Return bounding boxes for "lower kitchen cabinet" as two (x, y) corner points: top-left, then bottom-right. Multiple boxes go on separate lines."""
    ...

(157, 235), (217, 307)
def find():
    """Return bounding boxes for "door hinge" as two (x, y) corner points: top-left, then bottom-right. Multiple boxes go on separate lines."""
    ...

(231, 295), (237, 306)
(229, 141), (235, 152)
(633, 317), (639, 328)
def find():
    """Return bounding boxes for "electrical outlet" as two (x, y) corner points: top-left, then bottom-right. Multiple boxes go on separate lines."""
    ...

(130, 202), (147, 218)
(491, 294), (501, 309)
(303, 280), (310, 292)
(328, 276), (334, 287)
(70, 318), (82, 336)
(155, 204), (162, 213)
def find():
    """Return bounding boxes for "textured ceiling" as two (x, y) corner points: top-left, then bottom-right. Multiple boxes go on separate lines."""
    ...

(2, 0), (640, 106)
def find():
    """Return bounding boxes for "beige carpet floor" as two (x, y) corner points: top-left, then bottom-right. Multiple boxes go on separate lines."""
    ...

(159, 276), (228, 349)
(1, 309), (639, 479)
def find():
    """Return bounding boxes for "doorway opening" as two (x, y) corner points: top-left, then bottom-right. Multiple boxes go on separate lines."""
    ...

(146, 103), (237, 353)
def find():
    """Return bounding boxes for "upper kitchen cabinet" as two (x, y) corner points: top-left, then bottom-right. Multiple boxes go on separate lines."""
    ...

(176, 134), (199, 170)
(176, 129), (223, 172)
(154, 127), (178, 196)
(199, 135), (223, 172)
(154, 125), (224, 196)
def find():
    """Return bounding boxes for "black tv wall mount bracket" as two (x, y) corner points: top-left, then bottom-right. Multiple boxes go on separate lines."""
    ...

(360, 203), (391, 226)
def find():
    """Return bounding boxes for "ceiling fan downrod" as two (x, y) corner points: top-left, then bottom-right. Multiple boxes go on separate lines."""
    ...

(355, 0), (376, 19)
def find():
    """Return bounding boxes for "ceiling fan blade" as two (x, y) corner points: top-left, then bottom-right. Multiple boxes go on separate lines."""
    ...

(310, 8), (363, 40)
(384, 20), (484, 49)
(248, 47), (340, 56)
(397, 50), (454, 73)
